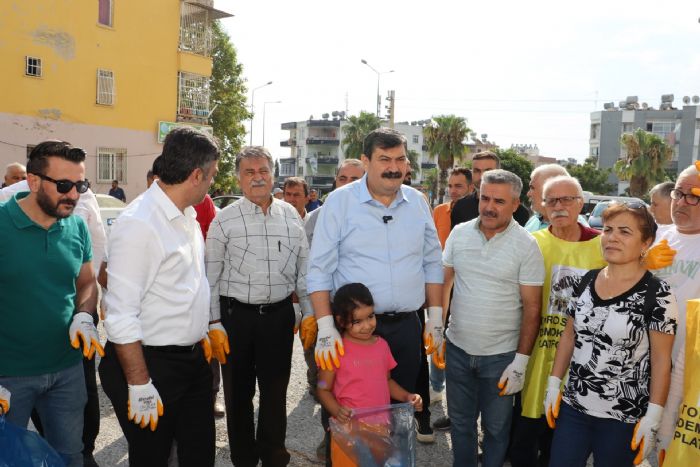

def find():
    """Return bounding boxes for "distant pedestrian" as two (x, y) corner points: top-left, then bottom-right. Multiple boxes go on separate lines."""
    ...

(108, 179), (126, 202)
(3, 161), (26, 187)
(306, 188), (323, 212)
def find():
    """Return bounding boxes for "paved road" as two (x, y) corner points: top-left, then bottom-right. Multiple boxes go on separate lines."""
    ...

(90, 326), (455, 466)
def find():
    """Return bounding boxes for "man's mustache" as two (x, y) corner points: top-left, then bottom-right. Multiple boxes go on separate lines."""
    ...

(59, 199), (77, 207)
(381, 171), (403, 179)
(482, 210), (498, 218)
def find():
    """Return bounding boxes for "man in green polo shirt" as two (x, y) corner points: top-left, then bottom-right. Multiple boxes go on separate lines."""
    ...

(0, 140), (102, 467)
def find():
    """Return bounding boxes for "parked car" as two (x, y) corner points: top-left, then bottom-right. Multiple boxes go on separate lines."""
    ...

(95, 193), (126, 234)
(212, 194), (242, 211)
(586, 198), (647, 229)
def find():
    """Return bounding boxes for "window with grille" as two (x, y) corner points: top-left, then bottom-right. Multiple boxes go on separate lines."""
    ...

(97, 148), (127, 183)
(25, 57), (42, 77)
(98, 0), (113, 26)
(97, 69), (115, 105)
(177, 72), (210, 120)
(179, 2), (213, 56)
(412, 135), (419, 144)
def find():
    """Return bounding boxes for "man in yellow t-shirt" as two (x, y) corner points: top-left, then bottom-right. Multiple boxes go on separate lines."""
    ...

(510, 176), (605, 467)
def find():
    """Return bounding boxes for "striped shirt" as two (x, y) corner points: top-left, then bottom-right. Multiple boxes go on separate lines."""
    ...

(206, 196), (312, 321)
(443, 217), (545, 355)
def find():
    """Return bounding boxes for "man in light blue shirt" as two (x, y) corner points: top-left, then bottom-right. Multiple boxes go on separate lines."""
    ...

(307, 128), (443, 441)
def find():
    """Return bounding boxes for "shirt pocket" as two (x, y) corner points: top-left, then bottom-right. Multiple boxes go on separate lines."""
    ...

(276, 239), (300, 277)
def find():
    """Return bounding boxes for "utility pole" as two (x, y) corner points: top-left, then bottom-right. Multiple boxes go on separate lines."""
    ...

(387, 90), (396, 128)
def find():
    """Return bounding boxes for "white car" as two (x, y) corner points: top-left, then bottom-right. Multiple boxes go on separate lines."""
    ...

(95, 194), (126, 234)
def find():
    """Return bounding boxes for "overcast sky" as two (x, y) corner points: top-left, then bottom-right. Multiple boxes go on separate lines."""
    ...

(217, 0), (699, 161)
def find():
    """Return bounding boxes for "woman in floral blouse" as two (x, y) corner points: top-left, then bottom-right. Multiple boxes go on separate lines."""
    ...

(545, 202), (677, 467)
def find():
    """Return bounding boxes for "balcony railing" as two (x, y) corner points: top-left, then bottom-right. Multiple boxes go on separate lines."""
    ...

(308, 175), (335, 186)
(317, 156), (339, 165)
(307, 119), (341, 127)
(177, 72), (210, 124)
(281, 122), (297, 130)
(281, 139), (297, 147)
(307, 137), (339, 145)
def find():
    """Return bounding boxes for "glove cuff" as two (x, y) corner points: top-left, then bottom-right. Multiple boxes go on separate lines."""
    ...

(645, 403), (664, 422)
(128, 378), (153, 390)
(208, 322), (226, 333)
(317, 315), (334, 330)
(546, 375), (562, 390)
(427, 306), (443, 320)
(512, 353), (530, 370)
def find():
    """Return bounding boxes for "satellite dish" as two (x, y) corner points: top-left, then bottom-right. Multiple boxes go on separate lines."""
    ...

(332, 111), (338, 117)
(683, 96), (691, 104)
(603, 102), (614, 110)
(693, 96), (700, 104)
(661, 94), (674, 103)
(642, 102), (648, 110)
(626, 96), (638, 104)
(322, 113), (329, 119)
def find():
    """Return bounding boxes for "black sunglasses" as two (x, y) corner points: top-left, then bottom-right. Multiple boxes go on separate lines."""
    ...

(33, 173), (90, 194)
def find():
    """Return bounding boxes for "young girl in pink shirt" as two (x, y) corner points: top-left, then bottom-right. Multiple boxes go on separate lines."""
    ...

(317, 283), (422, 465)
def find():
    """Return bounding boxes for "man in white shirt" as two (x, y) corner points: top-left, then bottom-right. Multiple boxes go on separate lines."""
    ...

(443, 169), (544, 467)
(206, 146), (313, 467)
(653, 162), (700, 359)
(3, 161), (26, 187)
(98, 127), (220, 466)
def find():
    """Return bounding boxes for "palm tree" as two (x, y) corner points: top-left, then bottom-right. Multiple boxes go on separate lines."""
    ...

(407, 149), (421, 175)
(341, 111), (381, 159)
(423, 115), (471, 203)
(615, 129), (673, 197)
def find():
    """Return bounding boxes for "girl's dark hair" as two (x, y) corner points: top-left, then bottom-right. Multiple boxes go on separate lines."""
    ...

(331, 283), (374, 332)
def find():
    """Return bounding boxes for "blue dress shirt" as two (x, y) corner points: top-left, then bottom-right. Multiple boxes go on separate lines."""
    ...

(307, 175), (443, 313)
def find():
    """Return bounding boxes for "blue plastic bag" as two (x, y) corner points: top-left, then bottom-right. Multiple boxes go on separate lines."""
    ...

(329, 402), (416, 467)
(0, 414), (65, 467)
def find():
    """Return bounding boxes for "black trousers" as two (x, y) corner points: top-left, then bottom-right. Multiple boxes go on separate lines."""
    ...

(220, 296), (295, 467)
(31, 314), (100, 456)
(374, 310), (422, 396)
(98, 342), (215, 467)
(509, 394), (553, 467)
(415, 309), (431, 425)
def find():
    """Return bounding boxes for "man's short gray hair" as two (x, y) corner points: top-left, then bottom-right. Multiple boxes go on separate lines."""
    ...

(339, 158), (364, 170)
(5, 162), (26, 172)
(649, 181), (674, 199)
(235, 146), (274, 174)
(542, 175), (583, 199)
(531, 163), (569, 181)
(677, 163), (700, 181)
(481, 169), (522, 198)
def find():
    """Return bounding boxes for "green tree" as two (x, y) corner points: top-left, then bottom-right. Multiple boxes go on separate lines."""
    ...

(493, 148), (533, 204)
(423, 115), (471, 203)
(615, 129), (673, 197)
(407, 149), (421, 174)
(209, 21), (250, 193)
(566, 156), (615, 194)
(341, 111), (381, 159)
(423, 167), (438, 205)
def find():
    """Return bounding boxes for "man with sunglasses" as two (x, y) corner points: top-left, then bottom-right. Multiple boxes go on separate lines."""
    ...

(652, 162), (700, 360)
(0, 140), (101, 467)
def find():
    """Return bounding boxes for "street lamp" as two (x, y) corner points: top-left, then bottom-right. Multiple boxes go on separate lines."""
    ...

(361, 59), (394, 117)
(262, 100), (282, 148)
(250, 80), (273, 145)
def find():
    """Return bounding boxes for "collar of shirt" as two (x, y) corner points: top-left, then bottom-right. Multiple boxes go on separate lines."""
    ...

(474, 216), (518, 242)
(356, 174), (409, 209)
(239, 195), (282, 217)
(7, 192), (66, 231)
(151, 180), (196, 222)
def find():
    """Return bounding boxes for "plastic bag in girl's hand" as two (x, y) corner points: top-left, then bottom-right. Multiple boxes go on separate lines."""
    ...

(0, 415), (65, 467)
(329, 402), (416, 467)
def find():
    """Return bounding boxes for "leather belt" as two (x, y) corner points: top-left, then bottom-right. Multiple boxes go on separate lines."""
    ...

(225, 295), (292, 315)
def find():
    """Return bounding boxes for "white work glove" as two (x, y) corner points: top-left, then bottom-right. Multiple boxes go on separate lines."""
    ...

(208, 322), (230, 365)
(497, 353), (530, 396)
(69, 312), (104, 359)
(423, 306), (444, 355)
(128, 379), (164, 431)
(293, 303), (302, 334)
(0, 385), (10, 414)
(631, 403), (663, 465)
(315, 315), (344, 371)
(544, 376), (563, 428)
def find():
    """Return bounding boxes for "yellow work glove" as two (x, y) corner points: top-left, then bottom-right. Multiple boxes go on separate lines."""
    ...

(692, 161), (700, 196)
(315, 315), (344, 371)
(497, 353), (529, 396)
(69, 312), (105, 360)
(200, 335), (212, 364)
(208, 322), (230, 365)
(431, 341), (446, 370)
(300, 316), (318, 351)
(423, 306), (444, 355)
(631, 403), (663, 465)
(293, 303), (302, 334)
(544, 376), (563, 429)
(127, 379), (164, 431)
(644, 240), (676, 270)
(0, 385), (10, 414)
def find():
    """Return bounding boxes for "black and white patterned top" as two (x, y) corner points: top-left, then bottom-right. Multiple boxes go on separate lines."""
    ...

(563, 270), (678, 423)
(206, 196), (312, 320)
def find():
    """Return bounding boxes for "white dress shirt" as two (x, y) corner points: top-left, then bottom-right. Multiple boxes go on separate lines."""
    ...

(103, 181), (210, 345)
(1, 181), (107, 269)
(206, 197), (312, 321)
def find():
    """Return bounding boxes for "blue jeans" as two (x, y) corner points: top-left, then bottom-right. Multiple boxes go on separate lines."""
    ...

(445, 341), (515, 467)
(429, 358), (445, 392)
(0, 361), (87, 467)
(550, 402), (637, 467)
